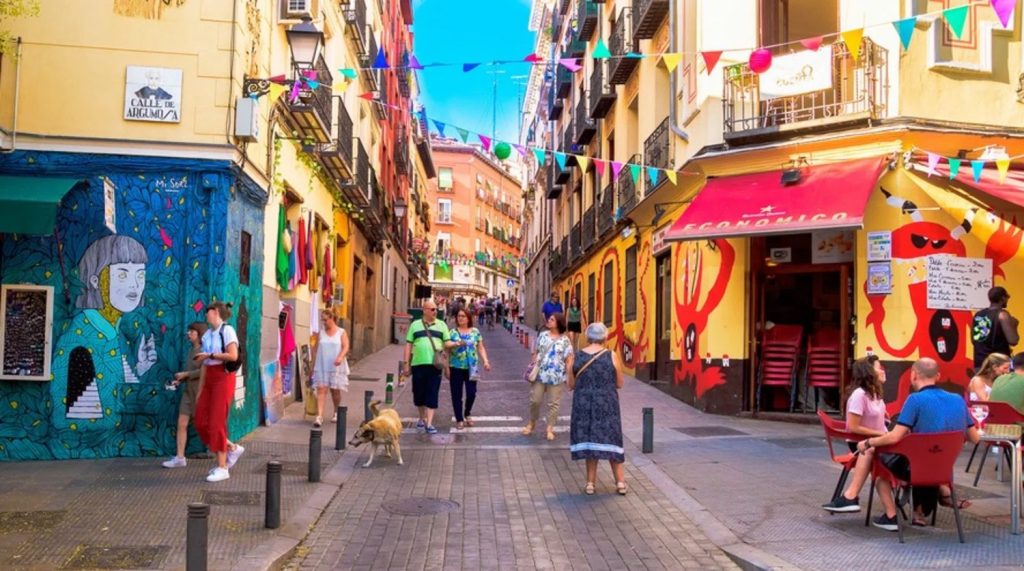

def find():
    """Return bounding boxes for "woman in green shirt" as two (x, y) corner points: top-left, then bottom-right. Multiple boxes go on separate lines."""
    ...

(567, 297), (586, 348)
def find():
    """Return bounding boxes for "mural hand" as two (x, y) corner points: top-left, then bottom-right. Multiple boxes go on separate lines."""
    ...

(136, 334), (158, 377)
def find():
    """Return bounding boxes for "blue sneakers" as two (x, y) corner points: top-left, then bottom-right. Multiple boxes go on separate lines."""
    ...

(425, 425), (438, 434)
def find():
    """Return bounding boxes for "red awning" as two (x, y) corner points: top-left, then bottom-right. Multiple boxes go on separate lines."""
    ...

(925, 163), (1024, 209)
(665, 157), (887, 241)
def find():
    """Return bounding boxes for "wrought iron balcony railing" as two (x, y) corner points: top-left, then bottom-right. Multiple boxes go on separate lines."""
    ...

(556, 66), (573, 99)
(284, 56), (334, 144)
(589, 59), (616, 119)
(643, 116), (670, 196)
(616, 153), (640, 217)
(316, 97), (355, 181)
(633, 0), (669, 41)
(609, 8), (638, 84)
(359, 33), (379, 92)
(574, 92), (596, 146)
(582, 207), (595, 251)
(578, 1), (599, 41)
(597, 183), (614, 237)
(570, 222), (582, 262)
(344, 0), (368, 56)
(397, 51), (411, 98)
(548, 91), (564, 120)
(723, 39), (889, 139)
(546, 162), (562, 199)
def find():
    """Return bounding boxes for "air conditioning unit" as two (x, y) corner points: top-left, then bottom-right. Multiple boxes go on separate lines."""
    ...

(280, 0), (316, 21)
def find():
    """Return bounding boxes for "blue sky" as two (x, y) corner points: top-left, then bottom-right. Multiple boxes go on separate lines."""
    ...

(412, 0), (536, 144)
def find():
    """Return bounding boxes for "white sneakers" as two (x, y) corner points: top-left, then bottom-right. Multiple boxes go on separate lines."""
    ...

(206, 467), (230, 482)
(227, 445), (245, 469)
(162, 456), (187, 468)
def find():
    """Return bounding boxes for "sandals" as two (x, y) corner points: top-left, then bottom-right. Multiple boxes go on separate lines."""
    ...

(466, 417), (475, 427)
(455, 421), (465, 430)
(939, 495), (972, 509)
(616, 482), (628, 495)
(585, 482), (595, 495)
(521, 422), (535, 436)
(546, 429), (556, 441)
(313, 416), (323, 428)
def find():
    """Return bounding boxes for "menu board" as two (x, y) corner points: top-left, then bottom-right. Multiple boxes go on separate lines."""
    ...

(926, 256), (992, 311)
(0, 285), (54, 381)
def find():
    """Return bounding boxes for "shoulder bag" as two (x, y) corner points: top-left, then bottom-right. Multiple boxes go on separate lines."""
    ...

(425, 321), (450, 378)
(219, 328), (243, 373)
(574, 349), (607, 381)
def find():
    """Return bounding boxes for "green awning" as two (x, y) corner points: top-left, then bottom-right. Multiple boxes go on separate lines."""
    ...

(0, 176), (81, 235)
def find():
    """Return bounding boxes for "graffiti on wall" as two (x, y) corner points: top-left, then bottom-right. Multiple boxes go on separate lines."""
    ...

(114, 0), (187, 19)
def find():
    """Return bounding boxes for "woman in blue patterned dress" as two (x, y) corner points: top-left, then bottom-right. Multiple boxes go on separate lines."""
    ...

(448, 308), (491, 430)
(523, 312), (574, 441)
(568, 323), (626, 495)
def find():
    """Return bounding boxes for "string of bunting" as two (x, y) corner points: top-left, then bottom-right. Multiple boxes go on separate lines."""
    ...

(910, 146), (1024, 185)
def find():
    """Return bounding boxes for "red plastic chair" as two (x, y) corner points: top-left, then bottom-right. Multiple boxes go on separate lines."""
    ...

(803, 329), (842, 412)
(968, 401), (1024, 486)
(817, 410), (867, 506)
(756, 325), (803, 412)
(867, 431), (968, 543)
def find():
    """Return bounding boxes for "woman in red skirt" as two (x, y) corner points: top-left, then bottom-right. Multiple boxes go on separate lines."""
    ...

(193, 302), (244, 482)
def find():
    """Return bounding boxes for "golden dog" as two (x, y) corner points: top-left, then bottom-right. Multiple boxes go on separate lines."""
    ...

(347, 400), (403, 467)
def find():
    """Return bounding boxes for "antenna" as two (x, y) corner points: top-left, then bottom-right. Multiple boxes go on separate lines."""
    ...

(511, 74), (529, 141)
(484, 68), (507, 141)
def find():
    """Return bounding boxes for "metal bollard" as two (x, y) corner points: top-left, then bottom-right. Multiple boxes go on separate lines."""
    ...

(308, 428), (322, 483)
(642, 408), (654, 454)
(335, 406), (347, 450)
(186, 502), (209, 571)
(364, 390), (374, 422)
(385, 373), (394, 404)
(265, 461), (281, 529)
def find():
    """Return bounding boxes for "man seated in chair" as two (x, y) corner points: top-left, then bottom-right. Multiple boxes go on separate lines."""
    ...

(991, 352), (1024, 413)
(856, 358), (981, 531)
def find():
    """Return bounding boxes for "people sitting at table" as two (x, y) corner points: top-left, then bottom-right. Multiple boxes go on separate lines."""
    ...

(991, 352), (1024, 413)
(823, 356), (888, 513)
(968, 353), (1010, 402)
(856, 358), (981, 531)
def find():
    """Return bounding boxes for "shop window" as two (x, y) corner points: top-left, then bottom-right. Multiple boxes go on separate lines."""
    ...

(624, 245), (637, 321)
(239, 231), (252, 286)
(603, 261), (613, 326)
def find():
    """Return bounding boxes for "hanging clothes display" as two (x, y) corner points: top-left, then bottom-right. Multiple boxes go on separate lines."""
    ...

(279, 303), (297, 369)
(322, 245), (333, 302)
(297, 216), (308, 285)
(310, 291), (322, 335)
(309, 219), (320, 293)
(275, 204), (290, 290)
(305, 212), (315, 271)
(287, 224), (298, 290)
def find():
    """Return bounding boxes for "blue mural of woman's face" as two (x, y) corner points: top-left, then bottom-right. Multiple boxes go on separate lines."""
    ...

(107, 262), (146, 313)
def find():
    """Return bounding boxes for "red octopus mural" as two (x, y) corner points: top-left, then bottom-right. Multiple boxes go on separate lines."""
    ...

(672, 239), (735, 398)
(866, 187), (1022, 407)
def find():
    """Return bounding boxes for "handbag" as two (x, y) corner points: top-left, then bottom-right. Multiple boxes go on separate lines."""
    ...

(219, 329), (243, 373)
(526, 361), (540, 383)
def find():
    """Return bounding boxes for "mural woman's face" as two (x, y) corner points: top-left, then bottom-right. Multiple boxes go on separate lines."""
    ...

(107, 263), (146, 313)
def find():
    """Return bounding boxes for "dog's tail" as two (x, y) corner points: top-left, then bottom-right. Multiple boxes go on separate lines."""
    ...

(369, 400), (382, 417)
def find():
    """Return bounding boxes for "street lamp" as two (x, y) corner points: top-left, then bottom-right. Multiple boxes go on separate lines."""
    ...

(286, 16), (324, 70)
(394, 197), (408, 219)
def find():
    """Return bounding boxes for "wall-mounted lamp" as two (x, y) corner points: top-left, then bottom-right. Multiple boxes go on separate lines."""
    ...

(286, 16), (324, 70)
(394, 197), (408, 219)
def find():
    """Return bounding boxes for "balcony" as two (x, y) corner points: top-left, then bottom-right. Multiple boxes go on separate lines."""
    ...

(723, 39), (889, 140)
(359, 33), (379, 92)
(282, 56), (334, 144)
(567, 35), (587, 59)
(556, 66), (573, 99)
(560, 236), (568, 274)
(589, 59), (616, 119)
(395, 140), (409, 176)
(643, 117), (670, 196)
(597, 183), (614, 237)
(574, 93), (597, 146)
(374, 68), (389, 121)
(582, 207), (595, 251)
(545, 162), (562, 199)
(617, 153), (640, 216)
(555, 126), (574, 185)
(344, 0), (368, 56)
(341, 142), (373, 208)
(633, 0), (668, 40)
(548, 92), (564, 120)
(609, 8), (638, 84)
(570, 222), (582, 262)
(577, 1), (599, 41)
(316, 97), (355, 181)
(559, 0), (571, 15)
(397, 51), (411, 98)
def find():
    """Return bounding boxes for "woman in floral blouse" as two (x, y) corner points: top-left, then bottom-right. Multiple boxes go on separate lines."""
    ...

(448, 308), (491, 430)
(523, 312), (574, 441)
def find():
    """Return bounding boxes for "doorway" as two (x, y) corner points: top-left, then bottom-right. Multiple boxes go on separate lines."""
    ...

(653, 253), (673, 384)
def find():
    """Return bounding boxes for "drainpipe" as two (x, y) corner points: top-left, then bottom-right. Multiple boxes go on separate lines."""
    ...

(668, 0), (690, 143)
(1, 37), (23, 153)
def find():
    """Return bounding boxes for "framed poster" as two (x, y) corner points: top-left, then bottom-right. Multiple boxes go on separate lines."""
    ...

(867, 263), (892, 295)
(0, 285), (54, 381)
(867, 231), (892, 262)
(124, 66), (182, 123)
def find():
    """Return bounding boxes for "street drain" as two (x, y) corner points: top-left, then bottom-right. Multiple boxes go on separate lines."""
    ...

(201, 491), (261, 506)
(0, 510), (65, 533)
(673, 426), (749, 437)
(381, 497), (460, 516)
(62, 545), (169, 570)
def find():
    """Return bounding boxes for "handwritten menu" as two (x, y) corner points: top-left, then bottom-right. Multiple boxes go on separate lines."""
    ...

(926, 256), (992, 311)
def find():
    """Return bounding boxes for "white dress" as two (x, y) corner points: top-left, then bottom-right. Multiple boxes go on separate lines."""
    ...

(312, 328), (350, 390)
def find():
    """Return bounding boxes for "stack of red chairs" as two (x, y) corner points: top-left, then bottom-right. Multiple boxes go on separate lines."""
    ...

(804, 328), (842, 412)
(756, 324), (803, 412)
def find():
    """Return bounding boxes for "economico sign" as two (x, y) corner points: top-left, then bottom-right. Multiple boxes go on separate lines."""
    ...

(759, 49), (832, 100)
(675, 211), (854, 239)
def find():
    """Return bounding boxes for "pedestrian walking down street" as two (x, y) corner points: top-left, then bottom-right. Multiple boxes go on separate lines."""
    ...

(448, 308), (491, 430)
(566, 296), (586, 348)
(194, 302), (245, 482)
(524, 312), (574, 441)
(310, 308), (350, 428)
(568, 323), (626, 495)
(403, 300), (450, 434)
(161, 321), (207, 469)
(541, 292), (563, 327)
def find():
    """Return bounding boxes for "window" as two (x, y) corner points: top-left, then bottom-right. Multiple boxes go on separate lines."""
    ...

(438, 167), (453, 190)
(437, 199), (452, 223)
(587, 273), (595, 325)
(436, 232), (451, 254)
(475, 238), (481, 251)
(603, 261), (613, 326)
(239, 231), (252, 286)
(624, 245), (637, 321)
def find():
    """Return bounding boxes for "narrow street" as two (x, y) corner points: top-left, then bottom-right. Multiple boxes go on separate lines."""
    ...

(285, 326), (739, 570)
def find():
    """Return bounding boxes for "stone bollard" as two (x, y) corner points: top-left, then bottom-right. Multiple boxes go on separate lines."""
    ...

(265, 461), (281, 529)
(335, 406), (347, 451)
(186, 503), (209, 571)
(308, 428), (322, 483)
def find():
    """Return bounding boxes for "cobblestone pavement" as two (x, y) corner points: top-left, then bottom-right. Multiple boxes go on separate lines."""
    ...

(286, 325), (739, 571)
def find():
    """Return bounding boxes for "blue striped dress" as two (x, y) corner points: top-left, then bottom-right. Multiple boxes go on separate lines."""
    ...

(569, 351), (625, 462)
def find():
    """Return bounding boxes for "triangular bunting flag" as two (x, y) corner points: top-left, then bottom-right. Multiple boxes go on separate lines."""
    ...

(303, 70), (318, 80)
(893, 17), (917, 50)
(926, 152), (941, 176)
(992, 0), (1015, 29)
(665, 169), (678, 186)
(268, 83), (287, 103)
(514, 144), (527, 157)
(949, 158), (962, 179)
(524, 53), (542, 63)
(559, 58), (581, 72)
(456, 127), (470, 143)
(289, 81), (301, 103)
(478, 134), (491, 151)
(625, 52), (644, 59)
(594, 159), (607, 177)
(433, 120), (447, 136)
(661, 53), (682, 73)
(576, 155), (590, 172)
(463, 63), (481, 72)
(841, 28), (864, 60)
(701, 51), (723, 74)
(373, 47), (388, 69)
(338, 68), (357, 79)
(611, 161), (625, 178)
(972, 160), (986, 183)
(554, 152), (567, 171)
(408, 54), (424, 70)
(799, 36), (823, 51)
(331, 81), (350, 92)
(944, 5), (970, 39)
(358, 91), (376, 100)
(592, 39), (611, 59)
(647, 166), (660, 186)
(630, 164), (642, 184)
(305, 79), (320, 90)
(997, 158), (1011, 183)
(533, 148), (546, 166)
(268, 74), (288, 84)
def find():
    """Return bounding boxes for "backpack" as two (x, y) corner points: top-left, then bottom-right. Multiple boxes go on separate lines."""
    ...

(220, 328), (243, 373)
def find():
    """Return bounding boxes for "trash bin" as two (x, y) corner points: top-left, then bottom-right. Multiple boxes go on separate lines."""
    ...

(408, 308), (423, 321)
(392, 313), (412, 344)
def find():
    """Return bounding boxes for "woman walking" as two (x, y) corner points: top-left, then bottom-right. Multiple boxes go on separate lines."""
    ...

(310, 308), (350, 428)
(568, 323), (626, 495)
(968, 352), (1010, 402)
(162, 321), (208, 468)
(448, 308), (491, 430)
(194, 302), (245, 482)
(523, 312), (574, 440)
(403, 300), (450, 434)
(566, 297), (586, 347)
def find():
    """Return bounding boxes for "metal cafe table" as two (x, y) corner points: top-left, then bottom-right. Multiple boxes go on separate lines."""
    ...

(979, 423), (1023, 535)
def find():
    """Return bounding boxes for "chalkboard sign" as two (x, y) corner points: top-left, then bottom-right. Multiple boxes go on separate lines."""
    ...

(0, 285), (54, 381)
(926, 256), (992, 311)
